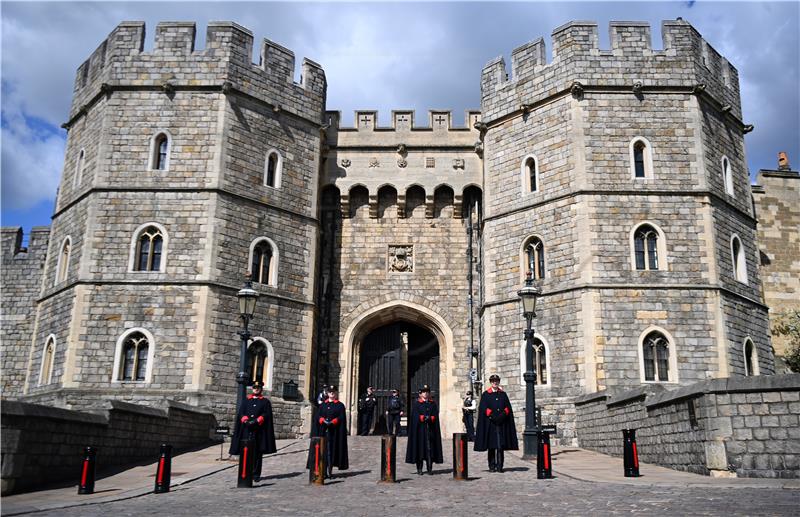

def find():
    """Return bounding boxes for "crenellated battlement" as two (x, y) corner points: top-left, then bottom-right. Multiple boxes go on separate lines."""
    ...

(481, 19), (742, 123)
(326, 110), (481, 132)
(68, 21), (326, 126)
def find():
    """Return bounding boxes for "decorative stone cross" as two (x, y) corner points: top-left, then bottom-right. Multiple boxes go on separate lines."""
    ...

(434, 115), (447, 127)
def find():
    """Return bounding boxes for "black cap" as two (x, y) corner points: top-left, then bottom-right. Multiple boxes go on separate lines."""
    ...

(489, 374), (500, 382)
(252, 381), (264, 389)
(391, 388), (399, 393)
(328, 385), (338, 392)
(466, 391), (472, 395)
(419, 384), (430, 393)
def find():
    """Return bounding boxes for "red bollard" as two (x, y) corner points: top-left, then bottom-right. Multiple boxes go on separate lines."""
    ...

(77, 446), (97, 494)
(623, 429), (640, 477)
(380, 435), (396, 483)
(536, 431), (552, 479)
(452, 433), (469, 480)
(154, 444), (173, 493)
(309, 436), (326, 485)
(237, 437), (254, 488)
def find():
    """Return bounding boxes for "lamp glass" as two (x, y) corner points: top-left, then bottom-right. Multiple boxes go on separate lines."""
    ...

(517, 285), (539, 317)
(237, 286), (259, 317)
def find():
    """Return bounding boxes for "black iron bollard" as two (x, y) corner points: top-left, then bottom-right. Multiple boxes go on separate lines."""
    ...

(154, 443), (173, 493)
(452, 433), (469, 480)
(623, 429), (640, 477)
(536, 431), (552, 479)
(237, 437), (254, 488)
(380, 435), (396, 482)
(309, 436), (326, 485)
(77, 446), (97, 494)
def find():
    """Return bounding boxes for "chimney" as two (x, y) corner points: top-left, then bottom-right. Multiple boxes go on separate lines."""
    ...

(778, 151), (790, 171)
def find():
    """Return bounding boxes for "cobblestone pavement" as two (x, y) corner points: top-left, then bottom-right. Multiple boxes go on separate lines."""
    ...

(26, 437), (800, 516)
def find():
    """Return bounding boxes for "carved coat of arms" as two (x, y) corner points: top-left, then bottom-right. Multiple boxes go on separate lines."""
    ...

(388, 245), (414, 273)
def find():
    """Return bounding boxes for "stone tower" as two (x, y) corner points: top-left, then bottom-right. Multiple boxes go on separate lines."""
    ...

(18, 21), (325, 434)
(480, 20), (773, 441)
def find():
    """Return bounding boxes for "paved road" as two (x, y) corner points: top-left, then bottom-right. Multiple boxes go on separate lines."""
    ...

(26, 437), (800, 516)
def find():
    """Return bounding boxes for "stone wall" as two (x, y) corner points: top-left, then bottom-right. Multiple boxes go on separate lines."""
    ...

(1, 399), (218, 495)
(574, 375), (800, 478)
(752, 166), (800, 371)
(1, 227), (49, 398)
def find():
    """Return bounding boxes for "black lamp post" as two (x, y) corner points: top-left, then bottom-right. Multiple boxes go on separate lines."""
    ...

(236, 280), (259, 415)
(517, 271), (540, 460)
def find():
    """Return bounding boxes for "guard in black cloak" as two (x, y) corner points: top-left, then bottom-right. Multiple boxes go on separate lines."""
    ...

(307, 385), (348, 478)
(474, 374), (518, 472)
(229, 382), (278, 481)
(405, 385), (443, 475)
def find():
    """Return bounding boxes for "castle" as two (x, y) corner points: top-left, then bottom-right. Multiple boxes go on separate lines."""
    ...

(1, 19), (783, 443)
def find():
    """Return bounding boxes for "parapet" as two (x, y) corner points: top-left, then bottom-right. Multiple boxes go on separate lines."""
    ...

(481, 19), (742, 122)
(1, 227), (50, 259)
(68, 21), (326, 125)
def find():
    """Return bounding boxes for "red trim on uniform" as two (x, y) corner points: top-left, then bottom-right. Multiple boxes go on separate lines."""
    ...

(257, 416), (265, 425)
(503, 407), (509, 415)
(430, 415), (436, 421)
(319, 417), (325, 425)
(485, 408), (492, 416)
(241, 416), (249, 423)
(419, 415), (425, 422)
(331, 418), (339, 426)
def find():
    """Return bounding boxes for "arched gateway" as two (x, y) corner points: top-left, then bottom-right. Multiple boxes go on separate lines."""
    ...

(340, 300), (458, 436)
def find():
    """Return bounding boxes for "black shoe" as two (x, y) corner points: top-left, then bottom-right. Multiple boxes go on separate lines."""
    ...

(489, 466), (496, 472)
(253, 476), (261, 482)
(497, 467), (504, 473)
(416, 468), (423, 475)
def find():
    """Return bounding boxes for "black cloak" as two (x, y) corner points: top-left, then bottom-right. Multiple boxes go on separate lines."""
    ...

(474, 388), (519, 451)
(229, 395), (278, 455)
(404, 398), (444, 464)
(307, 400), (349, 470)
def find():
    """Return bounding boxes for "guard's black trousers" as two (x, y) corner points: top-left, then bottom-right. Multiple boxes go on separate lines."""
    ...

(463, 412), (475, 441)
(488, 448), (504, 470)
(357, 411), (374, 436)
(387, 413), (401, 435)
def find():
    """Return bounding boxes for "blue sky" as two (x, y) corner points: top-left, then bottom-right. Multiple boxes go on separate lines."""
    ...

(2, 1), (799, 233)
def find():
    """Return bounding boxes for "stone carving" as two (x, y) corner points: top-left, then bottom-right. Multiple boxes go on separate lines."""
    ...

(474, 141), (484, 157)
(397, 159), (407, 168)
(632, 81), (643, 95)
(570, 80), (584, 98)
(453, 158), (465, 170)
(388, 245), (414, 273)
(369, 157), (380, 168)
(340, 158), (351, 168)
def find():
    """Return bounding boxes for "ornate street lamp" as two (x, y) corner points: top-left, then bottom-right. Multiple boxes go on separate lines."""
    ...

(517, 271), (540, 460)
(236, 279), (259, 415)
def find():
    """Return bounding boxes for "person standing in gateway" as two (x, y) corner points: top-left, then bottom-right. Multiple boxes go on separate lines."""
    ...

(405, 385), (443, 475)
(474, 374), (518, 472)
(357, 386), (377, 436)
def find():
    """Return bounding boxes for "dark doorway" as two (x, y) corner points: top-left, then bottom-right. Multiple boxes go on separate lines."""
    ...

(358, 321), (439, 434)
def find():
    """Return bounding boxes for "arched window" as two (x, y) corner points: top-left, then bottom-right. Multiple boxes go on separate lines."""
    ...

(522, 236), (545, 280)
(731, 234), (748, 284)
(249, 237), (278, 286)
(38, 335), (56, 386)
(639, 329), (677, 383)
(743, 338), (759, 376)
(149, 132), (171, 171)
(521, 155), (539, 193)
(55, 237), (71, 285)
(247, 338), (274, 390)
(629, 137), (653, 179)
(135, 226), (164, 272)
(722, 156), (734, 196)
(118, 331), (149, 381)
(74, 148), (85, 188)
(634, 225), (659, 270)
(520, 335), (550, 387)
(264, 149), (283, 188)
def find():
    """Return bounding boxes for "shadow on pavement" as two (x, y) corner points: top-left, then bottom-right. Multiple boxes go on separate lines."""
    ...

(334, 469), (371, 478)
(261, 471), (303, 481)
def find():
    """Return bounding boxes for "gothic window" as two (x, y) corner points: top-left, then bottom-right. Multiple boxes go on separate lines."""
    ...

(743, 339), (759, 376)
(149, 132), (171, 171)
(640, 330), (674, 382)
(247, 339), (273, 389)
(521, 155), (539, 193)
(74, 148), (85, 187)
(56, 237), (71, 285)
(722, 156), (734, 196)
(264, 149), (282, 188)
(38, 335), (56, 386)
(134, 226), (164, 272)
(634, 224), (659, 270)
(522, 236), (545, 280)
(731, 234), (748, 284)
(629, 137), (653, 179)
(119, 331), (149, 381)
(520, 335), (550, 386)
(249, 238), (278, 286)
